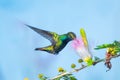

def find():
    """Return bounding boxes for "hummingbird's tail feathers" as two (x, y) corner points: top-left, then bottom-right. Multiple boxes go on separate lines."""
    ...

(35, 48), (43, 51)
(35, 45), (56, 54)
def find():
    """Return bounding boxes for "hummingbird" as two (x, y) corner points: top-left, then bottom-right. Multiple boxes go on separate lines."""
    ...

(25, 24), (76, 55)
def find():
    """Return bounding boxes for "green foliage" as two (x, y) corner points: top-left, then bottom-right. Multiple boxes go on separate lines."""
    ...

(55, 74), (77, 80)
(25, 40), (120, 80)
(86, 58), (94, 66)
(95, 40), (120, 50)
(94, 43), (114, 50)
(69, 76), (77, 80)
(95, 40), (120, 56)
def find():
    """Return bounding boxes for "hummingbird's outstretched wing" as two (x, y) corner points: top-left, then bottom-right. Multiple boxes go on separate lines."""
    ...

(25, 24), (59, 45)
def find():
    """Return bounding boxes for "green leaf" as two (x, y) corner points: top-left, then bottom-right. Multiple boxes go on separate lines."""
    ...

(94, 44), (114, 50)
(63, 75), (69, 80)
(69, 76), (77, 80)
(54, 77), (61, 80)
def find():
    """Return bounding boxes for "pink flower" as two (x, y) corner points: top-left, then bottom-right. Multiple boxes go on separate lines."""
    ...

(72, 38), (93, 65)
(72, 38), (84, 50)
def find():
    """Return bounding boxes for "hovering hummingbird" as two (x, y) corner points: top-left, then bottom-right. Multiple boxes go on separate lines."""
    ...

(25, 24), (76, 55)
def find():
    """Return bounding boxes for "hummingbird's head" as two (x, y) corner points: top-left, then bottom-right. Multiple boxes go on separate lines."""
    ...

(67, 32), (76, 40)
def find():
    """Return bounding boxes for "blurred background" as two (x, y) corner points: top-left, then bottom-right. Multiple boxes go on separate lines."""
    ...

(0, 0), (120, 80)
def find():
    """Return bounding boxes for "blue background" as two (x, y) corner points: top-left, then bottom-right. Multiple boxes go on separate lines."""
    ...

(0, 0), (120, 80)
